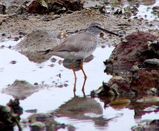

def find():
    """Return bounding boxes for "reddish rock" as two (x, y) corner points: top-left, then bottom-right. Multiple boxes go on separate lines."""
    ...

(27, 0), (83, 14)
(27, 1), (48, 14)
(94, 32), (159, 97)
(105, 32), (158, 74)
(131, 69), (159, 93)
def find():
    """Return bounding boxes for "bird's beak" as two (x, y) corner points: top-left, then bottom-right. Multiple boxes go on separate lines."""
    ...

(95, 26), (122, 37)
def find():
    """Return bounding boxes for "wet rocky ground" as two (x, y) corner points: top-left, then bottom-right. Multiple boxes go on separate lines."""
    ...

(0, 0), (159, 131)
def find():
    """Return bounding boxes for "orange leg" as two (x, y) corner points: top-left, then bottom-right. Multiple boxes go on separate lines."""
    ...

(80, 62), (87, 92)
(71, 64), (77, 92)
(80, 62), (87, 79)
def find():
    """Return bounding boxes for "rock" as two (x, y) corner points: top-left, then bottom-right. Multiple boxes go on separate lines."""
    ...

(132, 120), (159, 131)
(30, 121), (45, 131)
(97, 69), (159, 97)
(28, 113), (75, 131)
(7, 4), (27, 15)
(27, 0), (48, 14)
(14, 30), (59, 63)
(101, 32), (159, 97)
(2, 80), (40, 100)
(104, 32), (158, 75)
(152, 6), (159, 13)
(130, 69), (159, 94)
(143, 58), (159, 68)
(91, 82), (117, 97)
(25, 109), (37, 113)
(29, 113), (53, 123)
(27, 0), (83, 14)
(148, 41), (159, 56)
(136, 96), (159, 103)
(0, 99), (23, 131)
(144, 105), (159, 112)
(110, 98), (131, 109)
(91, 77), (136, 98)
(0, 3), (6, 14)
(140, 0), (156, 5)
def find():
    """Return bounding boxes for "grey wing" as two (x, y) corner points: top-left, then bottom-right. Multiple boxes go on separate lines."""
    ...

(56, 32), (96, 51)
(52, 32), (96, 52)
(53, 34), (81, 52)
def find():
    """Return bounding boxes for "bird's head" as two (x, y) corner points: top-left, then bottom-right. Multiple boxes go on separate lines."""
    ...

(87, 22), (121, 37)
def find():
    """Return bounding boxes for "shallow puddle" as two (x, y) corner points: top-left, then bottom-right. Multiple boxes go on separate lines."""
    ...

(134, 1), (159, 20)
(0, 40), (114, 130)
(1, 38), (159, 131)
